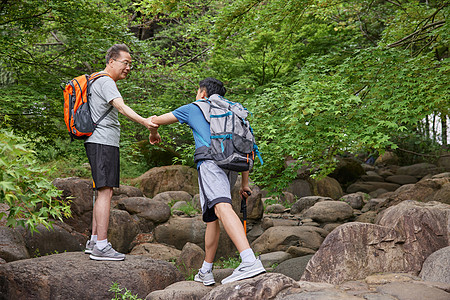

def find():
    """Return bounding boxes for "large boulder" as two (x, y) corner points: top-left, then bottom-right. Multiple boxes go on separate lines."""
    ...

(314, 176), (343, 200)
(302, 201), (450, 284)
(117, 197), (171, 224)
(132, 165), (199, 197)
(52, 177), (94, 235)
(0, 227), (29, 262)
(251, 226), (328, 254)
(396, 163), (443, 178)
(175, 242), (205, 278)
(302, 201), (354, 223)
(17, 223), (85, 257)
(107, 209), (140, 253)
(419, 246), (450, 284)
(285, 179), (314, 199)
(0, 252), (183, 300)
(146, 281), (214, 300)
(437, 152), (450, 171)
(154, 216), (235, 259)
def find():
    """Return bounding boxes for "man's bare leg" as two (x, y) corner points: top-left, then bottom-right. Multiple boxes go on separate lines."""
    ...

(93, 187), (113, 241)
(204, 220), (220, 263)
(214, 202), (250, 252)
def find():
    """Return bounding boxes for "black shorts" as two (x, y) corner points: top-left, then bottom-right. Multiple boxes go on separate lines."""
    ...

(84, 143), (120, 189)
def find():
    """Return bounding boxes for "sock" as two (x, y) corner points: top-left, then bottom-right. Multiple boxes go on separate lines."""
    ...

(90, 235), (98, 242)
(240, 248), (256, 264)
(200, 261), (213, 273)
(96, 239), (108, 250)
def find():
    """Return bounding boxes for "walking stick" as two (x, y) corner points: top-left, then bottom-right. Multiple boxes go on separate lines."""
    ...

(240, 191), (251, 236)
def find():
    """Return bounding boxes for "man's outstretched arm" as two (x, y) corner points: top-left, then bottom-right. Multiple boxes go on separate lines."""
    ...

(148, 112), (179, 144)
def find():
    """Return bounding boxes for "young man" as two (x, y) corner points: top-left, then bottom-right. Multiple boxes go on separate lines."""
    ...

(84, 44), (158, 261)
(148, 77), (265, 284)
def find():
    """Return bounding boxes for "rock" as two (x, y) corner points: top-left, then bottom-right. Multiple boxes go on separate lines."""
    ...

(385, 175), (418, 185)
(133, 165), (199, 197)
(315, 176), (343, 199)
(118, 197), (171, 224)
(176, 242), (205, 278)
(152, 191), (193, 205)
(107, 209), (140, 253)
(302, 200), (450, 284)
(376, 282), (450, 300)
(146, 281), (213, 300)
(281, 192), (296, 204)
(247, 223), (264, 244)
(265, 204), (286, 213)
(273, 255), (313, 280)
(202, 273), (299, 300)
(378, 177), (450, 209)
(0, 227), (29, 262)
(280, 289), (364, 300)
(433, 183), (450, 204)
(172, 200), (189, 211)
(419, 246), (450, 284)
(113, 185), (144, 197)
(375, 151), (398, 166)
(285, 179), (314, 199)
(18, 223), (84, 257)
(302, 201), (354, 223)
(369, 188), (389, 198)
(0, 252), (183, 300)
(355, 211), (378, 224)
(154, 216), (235, 259)
(396, 163), (443, 178)
(323, 223), (341, 233)
(261, 217), (300, 230)
(329, 157), (365, 186)
(129, 243), (181, 261)
(361, 175), (384, 182)
(192, 194), (201, 211)
(361, 198), (385, 212)
(286, 246), (316, 257)
(340, 193), (365, 209)
(346, 182), (400, 194)
(290, 196), (332, 215)
(52, 177), (95, 235)
(251, 226), (328, 254)
(260, 251), (292, 269)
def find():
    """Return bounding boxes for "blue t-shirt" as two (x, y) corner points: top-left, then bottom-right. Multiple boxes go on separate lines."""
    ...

(172, 103), (210, 151)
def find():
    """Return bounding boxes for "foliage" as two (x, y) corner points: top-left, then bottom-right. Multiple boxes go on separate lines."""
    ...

(109, 282), (143, 300)
(0, 130), (72, 232)
(214, 253), (241, 269)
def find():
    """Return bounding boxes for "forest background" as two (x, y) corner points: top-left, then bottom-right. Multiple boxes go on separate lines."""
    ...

(0, 0), (448, 229)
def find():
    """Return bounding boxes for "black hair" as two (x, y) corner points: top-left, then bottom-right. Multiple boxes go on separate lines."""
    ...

(105, 44), (130, 65)
(199, 77), (226, 97)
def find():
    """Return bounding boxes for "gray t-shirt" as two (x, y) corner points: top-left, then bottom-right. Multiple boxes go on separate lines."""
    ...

(84, 75), (121, 147)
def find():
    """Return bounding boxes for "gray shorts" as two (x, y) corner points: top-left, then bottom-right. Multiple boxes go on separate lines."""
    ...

(198, 160), (238, 223)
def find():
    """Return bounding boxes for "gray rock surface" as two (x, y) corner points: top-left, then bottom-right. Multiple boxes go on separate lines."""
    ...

(419, 246), (450, 284)
(0, 252), (183, 300)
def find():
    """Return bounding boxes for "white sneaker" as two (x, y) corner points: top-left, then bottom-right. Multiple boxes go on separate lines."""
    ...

(194, 269), (215, 286)
(89, 243), (125, 261)
(84, 240), (96, 254)
(221, 258), (265, 284)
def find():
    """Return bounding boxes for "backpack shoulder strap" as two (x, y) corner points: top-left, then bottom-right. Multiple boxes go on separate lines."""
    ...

(87, 72), (114, 125)
(193, 99), (212, 123)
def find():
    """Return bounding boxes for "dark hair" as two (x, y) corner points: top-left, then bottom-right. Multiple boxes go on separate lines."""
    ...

(199, 77), (226, 97)
(105, 44), (130, 65)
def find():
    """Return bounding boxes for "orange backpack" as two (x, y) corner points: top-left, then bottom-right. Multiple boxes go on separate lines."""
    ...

(62, 72), (113, 140)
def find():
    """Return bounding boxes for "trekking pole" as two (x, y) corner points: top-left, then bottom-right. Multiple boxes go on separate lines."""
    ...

(240, 191), (251, 236)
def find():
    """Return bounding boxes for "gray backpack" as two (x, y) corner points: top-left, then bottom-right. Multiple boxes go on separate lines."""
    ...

(193, 94), (262, 171)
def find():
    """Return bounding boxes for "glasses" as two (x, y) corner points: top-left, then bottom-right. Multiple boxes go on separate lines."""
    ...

(113, 58), (132, 69)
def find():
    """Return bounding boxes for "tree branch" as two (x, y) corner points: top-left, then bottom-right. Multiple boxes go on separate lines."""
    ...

(177, 46), (212, 69)
(387, 20), (445, 48)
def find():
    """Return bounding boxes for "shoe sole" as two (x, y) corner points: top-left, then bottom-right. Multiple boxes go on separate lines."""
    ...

(194, 276), (215, 286)
(89, 254), (125, 261)
(85, 249), (93, 254)
(221, 267), (266, 284)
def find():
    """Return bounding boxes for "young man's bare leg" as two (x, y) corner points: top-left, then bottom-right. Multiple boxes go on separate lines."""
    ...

(214, 202), (250, 252)
(204, 220), (220, 263)
(215, 202), (266, 284)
